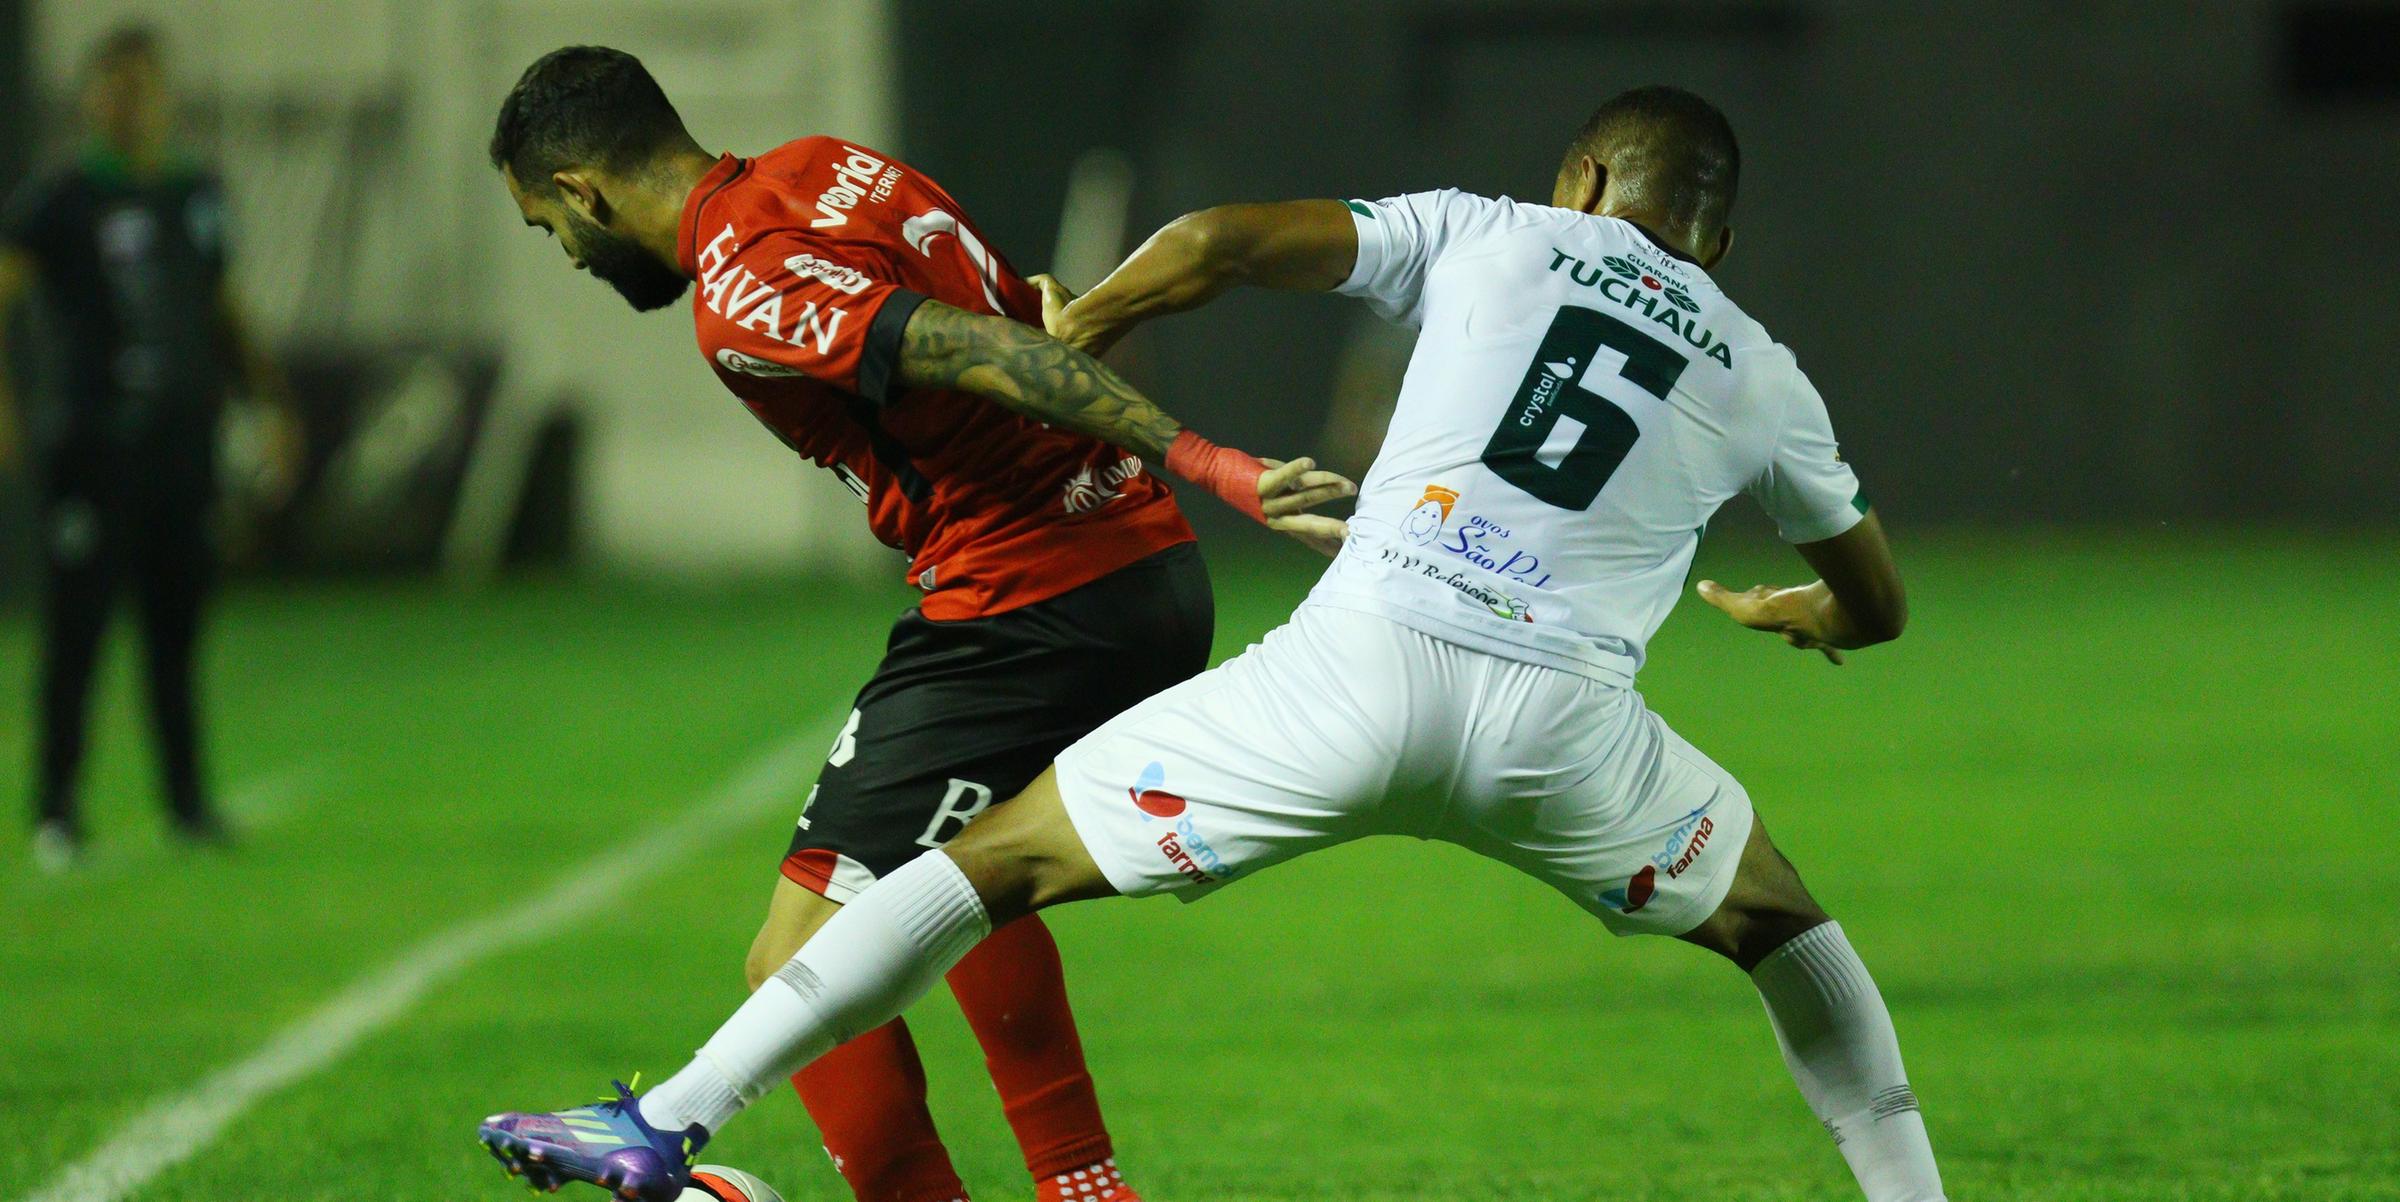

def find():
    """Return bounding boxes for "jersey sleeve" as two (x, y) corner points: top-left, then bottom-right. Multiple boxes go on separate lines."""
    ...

(1334, 189), (1497, 327)
(1747, 367), (1869, 544)
(696, 232), (928, 404)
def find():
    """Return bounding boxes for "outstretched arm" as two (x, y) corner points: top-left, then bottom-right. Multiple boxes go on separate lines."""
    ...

(1696, 511), (1908, 666)
(1035, 200), (1359, 357)
(893, 298), (1351, 552)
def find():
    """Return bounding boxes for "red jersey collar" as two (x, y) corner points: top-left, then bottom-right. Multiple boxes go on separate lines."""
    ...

(677, 153), (748, 278)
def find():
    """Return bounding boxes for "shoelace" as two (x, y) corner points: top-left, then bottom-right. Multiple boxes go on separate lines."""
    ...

(599, 1075), (695, 1166)
(596, 1074), (644, 1114)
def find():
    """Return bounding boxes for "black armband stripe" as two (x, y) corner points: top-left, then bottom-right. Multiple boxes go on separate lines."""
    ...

(857, 288), (930, 407)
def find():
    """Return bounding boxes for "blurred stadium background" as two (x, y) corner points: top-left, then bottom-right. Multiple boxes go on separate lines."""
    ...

(2, 3), (2395, 1200)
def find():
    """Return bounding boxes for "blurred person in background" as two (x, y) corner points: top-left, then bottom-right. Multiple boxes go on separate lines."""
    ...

(0, 24), (295, 873)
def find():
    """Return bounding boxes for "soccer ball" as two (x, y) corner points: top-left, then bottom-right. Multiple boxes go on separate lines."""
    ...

(680, 1165), (784, 1202)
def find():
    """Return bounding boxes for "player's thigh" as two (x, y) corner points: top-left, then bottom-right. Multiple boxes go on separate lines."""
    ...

(1047, 606), (1413, 906)
(1446, 686), (1756, 939)
(941, 766), (1121, 922)
(1675, 815), (1831, 971)
(744, 876), (845, 991)
(777, 558), (1209, 909)
(779, 639), (1100, 904)
(128, 470), (217, 614)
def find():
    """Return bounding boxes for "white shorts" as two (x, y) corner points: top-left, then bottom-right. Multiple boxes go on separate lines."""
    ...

(1053, 603), (1755, 936)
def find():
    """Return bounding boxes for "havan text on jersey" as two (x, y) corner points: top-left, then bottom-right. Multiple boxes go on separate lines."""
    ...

(696, 224), (850, 354)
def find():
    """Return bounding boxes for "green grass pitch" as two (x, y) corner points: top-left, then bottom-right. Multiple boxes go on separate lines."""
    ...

(2, 529), (2394, 1200)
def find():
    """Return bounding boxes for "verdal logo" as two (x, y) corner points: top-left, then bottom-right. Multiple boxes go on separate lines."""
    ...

(811, 146), (900, 229)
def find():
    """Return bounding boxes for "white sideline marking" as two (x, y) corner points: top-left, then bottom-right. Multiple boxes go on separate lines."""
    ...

(20, 730), (824, 1202)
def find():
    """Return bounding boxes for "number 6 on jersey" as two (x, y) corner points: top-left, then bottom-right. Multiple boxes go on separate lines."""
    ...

(1481, 306), (1689, 511)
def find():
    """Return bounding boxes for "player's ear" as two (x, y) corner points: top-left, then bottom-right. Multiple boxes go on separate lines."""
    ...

(1571, 155), (1604, 213)
(1704, 225), (1734, 269)
(551, 170), (605, 225)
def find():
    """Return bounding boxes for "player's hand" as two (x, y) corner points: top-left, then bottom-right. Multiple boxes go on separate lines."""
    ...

(1696, 579), (1847, 665)
(1028, 274), (1097, 354)
(1259, 456), (1353, 558)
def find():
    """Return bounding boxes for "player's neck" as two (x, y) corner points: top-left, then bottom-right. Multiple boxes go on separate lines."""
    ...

(630, 148), (722, 278)
(1596, 205), (1703, 265)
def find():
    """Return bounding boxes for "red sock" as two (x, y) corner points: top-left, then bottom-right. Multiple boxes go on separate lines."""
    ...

(1030, 1157), (1136, 1202)
(790, 1019), (970, 1202)
(945, 915), (1126, 1186)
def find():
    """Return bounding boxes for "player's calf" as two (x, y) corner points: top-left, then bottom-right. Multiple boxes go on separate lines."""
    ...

(1688, 819), (1947, 1201)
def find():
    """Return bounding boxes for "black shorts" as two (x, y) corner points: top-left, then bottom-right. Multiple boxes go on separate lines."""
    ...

(782, 541), (1213, 899)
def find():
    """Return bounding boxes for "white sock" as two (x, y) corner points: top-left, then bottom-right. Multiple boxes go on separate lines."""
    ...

(1750, 922), (1946, 1202)
(640, 852), (990, 1135)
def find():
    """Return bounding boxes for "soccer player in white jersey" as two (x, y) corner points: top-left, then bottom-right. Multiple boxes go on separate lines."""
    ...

(479, 86), (1944, 1202)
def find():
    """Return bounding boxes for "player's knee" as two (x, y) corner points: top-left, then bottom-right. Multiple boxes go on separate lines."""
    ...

(941, 834), (1059, 925)
(1681, 823), (1832, 970)
(1726, 896), (1833, 970)
(1681, 893), (1830, 969)
(746, 880), (841, 992)
(743, 928), (795, 992)
(942, 785), (1114, 923)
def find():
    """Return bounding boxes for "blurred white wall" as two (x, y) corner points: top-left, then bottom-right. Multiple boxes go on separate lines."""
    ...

(32, 0), (901, 578)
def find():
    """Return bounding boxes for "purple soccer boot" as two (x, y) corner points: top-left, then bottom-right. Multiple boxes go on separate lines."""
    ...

(477, 1081), (704, 1200)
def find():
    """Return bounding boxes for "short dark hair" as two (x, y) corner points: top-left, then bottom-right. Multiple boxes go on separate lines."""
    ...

(490, 46), (694, 192)
(85, 22), (162, 78)
(1565, 86), (1740, 237)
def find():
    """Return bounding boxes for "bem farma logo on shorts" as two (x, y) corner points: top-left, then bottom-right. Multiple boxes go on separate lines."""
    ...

(1128, 761), (1237, 886)
(1599, 804), (1717, 914)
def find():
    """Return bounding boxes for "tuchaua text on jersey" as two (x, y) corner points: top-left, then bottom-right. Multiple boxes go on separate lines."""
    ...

(1546, 248), (1735, 368)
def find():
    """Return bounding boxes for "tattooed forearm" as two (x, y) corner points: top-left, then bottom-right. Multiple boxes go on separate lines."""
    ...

(894, 300), (1184, 460)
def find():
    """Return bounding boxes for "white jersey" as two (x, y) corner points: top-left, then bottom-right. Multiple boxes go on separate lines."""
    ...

(1304, 190), (1867, 685)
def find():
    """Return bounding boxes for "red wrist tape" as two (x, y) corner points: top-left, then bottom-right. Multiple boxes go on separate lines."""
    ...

(1164, 429), (1267, 523)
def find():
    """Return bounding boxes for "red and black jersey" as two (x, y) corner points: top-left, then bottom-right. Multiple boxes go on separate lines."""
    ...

(674, 138), (1194, 620)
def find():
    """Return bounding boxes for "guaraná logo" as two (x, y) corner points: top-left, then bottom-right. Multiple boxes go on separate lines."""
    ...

(1600, 255), (1701, 312)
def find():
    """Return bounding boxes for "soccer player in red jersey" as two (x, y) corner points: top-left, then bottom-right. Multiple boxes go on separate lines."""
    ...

(479, 46), (1349, 1202)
